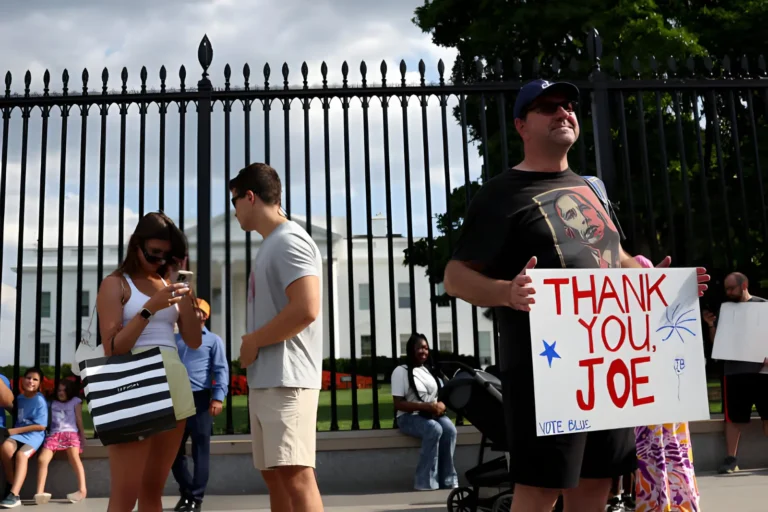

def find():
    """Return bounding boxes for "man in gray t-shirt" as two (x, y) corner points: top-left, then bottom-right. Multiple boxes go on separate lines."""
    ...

(230, 163), (324, 512)
(704, 272), (768, 475)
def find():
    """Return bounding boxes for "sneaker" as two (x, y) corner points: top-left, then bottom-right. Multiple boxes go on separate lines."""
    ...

(718, 456), (739, 474)
(175, 496), (192, 511)
(0, 493), (20, 509)
(67, 490), (86, 503)
(622, 494), (636, 511)
(35, 493), (52, 505)
(606, 495), (624, 512)
(186, 501), (202, 512)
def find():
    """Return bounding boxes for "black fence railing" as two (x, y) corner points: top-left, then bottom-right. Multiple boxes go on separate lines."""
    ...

(1, 29), (765, 434)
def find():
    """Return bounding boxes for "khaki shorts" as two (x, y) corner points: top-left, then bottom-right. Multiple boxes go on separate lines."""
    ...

(132, 346), (196, 422)
(249, 387), (319, 471)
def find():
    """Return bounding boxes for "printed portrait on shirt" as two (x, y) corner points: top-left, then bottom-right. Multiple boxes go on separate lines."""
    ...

(534, 186), (620, 268)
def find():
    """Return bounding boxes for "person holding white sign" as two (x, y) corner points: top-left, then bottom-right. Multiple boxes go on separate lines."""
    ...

(444, 79), (710, 512)
(703, 272), (768, 475)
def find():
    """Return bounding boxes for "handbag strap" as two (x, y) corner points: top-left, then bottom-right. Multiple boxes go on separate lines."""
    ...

(81, 305), (98, 347)
(83, 275), (127, 348)
(111, 275), (128, 355)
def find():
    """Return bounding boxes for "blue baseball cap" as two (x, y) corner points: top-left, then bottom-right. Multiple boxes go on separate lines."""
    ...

(513, 79), (580, 120)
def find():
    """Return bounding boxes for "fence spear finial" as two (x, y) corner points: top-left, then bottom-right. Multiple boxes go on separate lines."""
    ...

(198, 35), (213, 78)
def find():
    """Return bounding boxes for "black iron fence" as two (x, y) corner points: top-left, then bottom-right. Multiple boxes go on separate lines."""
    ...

(0, 29), (765, 434)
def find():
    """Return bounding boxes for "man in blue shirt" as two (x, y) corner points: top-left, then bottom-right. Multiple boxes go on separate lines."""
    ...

(172, 299), (229, 512)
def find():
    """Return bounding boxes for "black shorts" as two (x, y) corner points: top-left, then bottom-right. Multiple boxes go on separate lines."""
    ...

(502, 369), (637, 490)
(724, 373), (768, 423)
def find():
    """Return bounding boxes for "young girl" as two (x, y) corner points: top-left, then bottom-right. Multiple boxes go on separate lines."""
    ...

(0, 368), (48, 508)
(34, 379), (87, 505)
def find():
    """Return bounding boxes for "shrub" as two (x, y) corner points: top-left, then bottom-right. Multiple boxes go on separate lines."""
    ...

(322, 353), (479, 383)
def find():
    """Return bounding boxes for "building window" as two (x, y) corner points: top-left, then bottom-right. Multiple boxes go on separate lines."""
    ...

(359, 283), (370, 311)
(80, 291), (90, 317)
(41, 292), (51, 318)
(40, 343), (50, 366)
(438, 332), (452, 353)
(361, 335), (372, 357)
(400, 334), (410, 356)
(398, 282), (411, 309)
(211, 288), (222, 317)
(435, 282), (448, 307)
(478, 331), (492, 366)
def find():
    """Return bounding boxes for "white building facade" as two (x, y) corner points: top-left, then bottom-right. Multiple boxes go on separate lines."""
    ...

(10, 214), (496, 369)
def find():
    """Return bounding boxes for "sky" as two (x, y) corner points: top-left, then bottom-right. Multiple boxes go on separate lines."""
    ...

(0, 0), (488, 348)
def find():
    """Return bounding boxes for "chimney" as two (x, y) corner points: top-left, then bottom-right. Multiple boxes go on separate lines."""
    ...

(371, 214), (388, 237)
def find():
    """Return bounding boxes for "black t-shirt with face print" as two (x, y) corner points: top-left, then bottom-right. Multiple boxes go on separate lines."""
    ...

(452, 168), (623, 372)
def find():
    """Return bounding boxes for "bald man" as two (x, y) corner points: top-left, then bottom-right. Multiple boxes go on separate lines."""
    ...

(703, 272), (768, 474)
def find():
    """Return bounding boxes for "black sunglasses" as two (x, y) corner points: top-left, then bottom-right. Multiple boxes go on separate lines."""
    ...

(231, 192), (247, 209)
(528, 100), (578, 116)
(142, 245), (169, 264)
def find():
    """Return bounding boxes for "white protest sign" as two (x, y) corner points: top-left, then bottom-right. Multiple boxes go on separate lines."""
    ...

(528, 268), (710, 436)
(711, 302), (768, 363)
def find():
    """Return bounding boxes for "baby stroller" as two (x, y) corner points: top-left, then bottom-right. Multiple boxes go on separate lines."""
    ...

(438, 362), (513, 512)
(438, 362), (566, 512)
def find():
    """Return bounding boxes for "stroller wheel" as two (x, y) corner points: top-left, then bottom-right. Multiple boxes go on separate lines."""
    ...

(492, 494), (513, 512)
(447, 487), (476, 512)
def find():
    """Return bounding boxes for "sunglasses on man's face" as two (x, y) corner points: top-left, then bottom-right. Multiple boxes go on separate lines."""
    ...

(231, 193), (248, 209)
(527, 100), (578, 116)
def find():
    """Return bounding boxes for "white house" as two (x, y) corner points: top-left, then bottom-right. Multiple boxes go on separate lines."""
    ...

(10, 213), (496, 370)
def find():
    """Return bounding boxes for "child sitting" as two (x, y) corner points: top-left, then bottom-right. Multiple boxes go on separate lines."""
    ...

(0, 368), (48, 508)
(34, 379), (87, 505)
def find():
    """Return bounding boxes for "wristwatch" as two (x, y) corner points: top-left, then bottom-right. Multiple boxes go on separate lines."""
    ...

(139, 308), (153, 321)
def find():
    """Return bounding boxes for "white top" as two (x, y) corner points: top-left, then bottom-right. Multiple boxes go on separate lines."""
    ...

(122, 274), (179, 350)
(391, 365), (439, 418)
(245, 221), (323, 389)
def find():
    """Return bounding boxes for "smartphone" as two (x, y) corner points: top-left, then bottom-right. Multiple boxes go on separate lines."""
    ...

(176, 270), (194, 286)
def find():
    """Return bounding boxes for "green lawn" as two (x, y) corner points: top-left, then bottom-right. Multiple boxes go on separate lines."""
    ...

(19, 380), (726, 438)
(75, 385), (396, 437)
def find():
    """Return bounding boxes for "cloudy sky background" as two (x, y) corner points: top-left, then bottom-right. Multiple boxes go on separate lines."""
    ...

(0, 0), (492, 356)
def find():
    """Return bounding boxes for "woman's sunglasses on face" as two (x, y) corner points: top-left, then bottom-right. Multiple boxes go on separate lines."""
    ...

(142, 246), (169, 264)
(527, 100), (578, 116)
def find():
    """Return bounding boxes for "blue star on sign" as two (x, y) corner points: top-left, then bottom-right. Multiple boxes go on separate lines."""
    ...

(540, 340), (561, 368)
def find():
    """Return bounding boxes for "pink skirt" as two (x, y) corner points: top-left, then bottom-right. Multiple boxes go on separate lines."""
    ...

(43, 432), (83, 453)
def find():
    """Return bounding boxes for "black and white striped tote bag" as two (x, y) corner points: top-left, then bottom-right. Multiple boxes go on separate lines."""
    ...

(80, 347), (178, 445)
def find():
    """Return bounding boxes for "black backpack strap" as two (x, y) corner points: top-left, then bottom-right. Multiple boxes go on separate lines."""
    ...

(582, 175), (626, 241)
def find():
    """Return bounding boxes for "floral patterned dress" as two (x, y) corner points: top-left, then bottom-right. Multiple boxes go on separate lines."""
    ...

(635, 423), (700, 511)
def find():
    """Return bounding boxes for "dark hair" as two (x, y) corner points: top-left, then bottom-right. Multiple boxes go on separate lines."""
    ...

(57, 379), (80, 402)
(24, 367), (43, 382)
(727, 272), (749, 287)
(117, 212), (187, 278)
(229, 163), (282, 206)
(405, 333), (443, 401)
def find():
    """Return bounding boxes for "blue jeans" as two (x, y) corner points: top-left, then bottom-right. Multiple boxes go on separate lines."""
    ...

(397, 413), (458, 490)
(171, 390), (213, 502)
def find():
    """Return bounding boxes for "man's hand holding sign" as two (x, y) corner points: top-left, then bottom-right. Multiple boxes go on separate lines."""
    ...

(514, 258), (711, 436)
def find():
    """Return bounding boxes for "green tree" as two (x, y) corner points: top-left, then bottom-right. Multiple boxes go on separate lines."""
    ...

(405, 0), (768, 304)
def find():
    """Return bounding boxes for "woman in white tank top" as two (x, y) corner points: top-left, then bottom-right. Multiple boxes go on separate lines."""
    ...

(96, 212), (202, 512)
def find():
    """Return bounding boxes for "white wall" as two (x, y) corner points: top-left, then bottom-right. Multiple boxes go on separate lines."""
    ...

(7, 218), (496, 369)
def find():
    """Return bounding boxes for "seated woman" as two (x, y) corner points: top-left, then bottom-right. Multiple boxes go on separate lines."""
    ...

(391, 334), (458, 491)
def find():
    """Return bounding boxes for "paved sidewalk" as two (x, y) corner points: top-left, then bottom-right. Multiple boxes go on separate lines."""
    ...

(23, 470), (768, 511)
(18, 491), (450, 511)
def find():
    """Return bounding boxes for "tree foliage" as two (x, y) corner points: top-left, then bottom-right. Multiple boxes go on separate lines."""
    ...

(405, 0), (768, 308)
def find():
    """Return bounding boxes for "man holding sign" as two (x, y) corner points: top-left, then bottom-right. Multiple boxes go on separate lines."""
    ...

(444, 79), (709, 512)
(704, 272), (768, 475)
